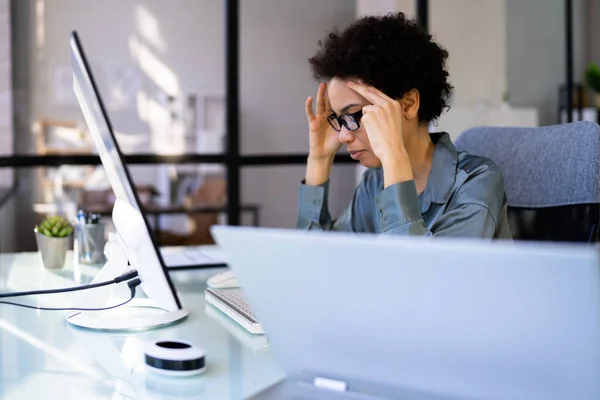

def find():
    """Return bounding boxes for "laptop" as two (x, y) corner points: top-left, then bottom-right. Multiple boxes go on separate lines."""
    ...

(210, 225), (600, 400)
(70, 30), (226, 270)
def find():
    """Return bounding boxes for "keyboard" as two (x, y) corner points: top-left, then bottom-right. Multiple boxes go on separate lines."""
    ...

(161, 247), (227, 268)
(205, 288), (264, 335)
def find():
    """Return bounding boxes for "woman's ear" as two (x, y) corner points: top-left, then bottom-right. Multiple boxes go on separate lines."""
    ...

(401, 89), (420, 120)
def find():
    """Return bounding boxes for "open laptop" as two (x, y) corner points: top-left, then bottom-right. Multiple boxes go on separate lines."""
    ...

(210, 225), (600, 400)
(70, 31), (226, 270)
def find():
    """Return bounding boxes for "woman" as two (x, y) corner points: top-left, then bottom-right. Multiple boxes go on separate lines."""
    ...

(297, 12), (511, 239)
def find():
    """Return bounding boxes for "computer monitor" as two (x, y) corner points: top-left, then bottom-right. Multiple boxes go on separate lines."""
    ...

(66, 31), (188, 330)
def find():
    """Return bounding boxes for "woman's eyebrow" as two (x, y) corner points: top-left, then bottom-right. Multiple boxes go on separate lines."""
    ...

(339, 103), (361, 114)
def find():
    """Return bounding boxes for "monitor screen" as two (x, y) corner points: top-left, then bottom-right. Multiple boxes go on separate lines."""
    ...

(71, 39), (138, 209)
(70, 31), (182, 310)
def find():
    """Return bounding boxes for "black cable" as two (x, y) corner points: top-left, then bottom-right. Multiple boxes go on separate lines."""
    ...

(0, 269), (138, 299)
(0, 294), (133, 311)
(0, 278), (141, 311)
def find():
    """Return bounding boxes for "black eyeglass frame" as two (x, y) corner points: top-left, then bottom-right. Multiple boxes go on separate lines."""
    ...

(326, 109), (363, 132)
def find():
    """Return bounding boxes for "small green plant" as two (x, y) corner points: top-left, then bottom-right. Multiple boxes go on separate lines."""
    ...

(36, 215), (73, 238)
(585, 63), (600, 93)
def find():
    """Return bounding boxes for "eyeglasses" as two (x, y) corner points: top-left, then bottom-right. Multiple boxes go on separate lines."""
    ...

(326, 110), (363, 132)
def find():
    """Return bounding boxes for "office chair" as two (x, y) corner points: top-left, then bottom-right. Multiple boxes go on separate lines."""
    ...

(454, 121), (600, 243)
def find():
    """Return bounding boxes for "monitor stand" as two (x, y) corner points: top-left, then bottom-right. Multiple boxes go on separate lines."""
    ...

(66, 232), (189, 332)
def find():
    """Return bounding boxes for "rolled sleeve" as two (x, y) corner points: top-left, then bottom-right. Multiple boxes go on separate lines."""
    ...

(296, 180), (331, 229)
(374, 180), (425, 234)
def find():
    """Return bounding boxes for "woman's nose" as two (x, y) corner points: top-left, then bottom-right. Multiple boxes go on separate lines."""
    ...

(338, 127), (354, 143)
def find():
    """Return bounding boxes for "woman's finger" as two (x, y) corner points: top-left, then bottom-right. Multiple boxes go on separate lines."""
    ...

(305, 96), (315, 121)
(362, 104), (380, 115)
(325, 90), (332, 115)
(316, 82), (327, 115)
(361, 105), (381, 131)
(348, 81), (387, 106)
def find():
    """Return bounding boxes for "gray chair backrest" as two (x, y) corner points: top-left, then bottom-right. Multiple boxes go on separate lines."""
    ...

(454, 121), (600, 208)
(454, 121), (600, 242)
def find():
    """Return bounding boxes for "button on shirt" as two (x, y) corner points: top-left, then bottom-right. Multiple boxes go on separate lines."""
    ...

(296, 132), (512, 239)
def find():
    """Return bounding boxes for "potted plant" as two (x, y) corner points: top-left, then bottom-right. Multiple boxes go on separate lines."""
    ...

(585, 62), (600, 108)
(34, 215), (74, 269)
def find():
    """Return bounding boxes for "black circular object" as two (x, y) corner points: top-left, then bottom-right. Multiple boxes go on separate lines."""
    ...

(144, 339), (206, 376)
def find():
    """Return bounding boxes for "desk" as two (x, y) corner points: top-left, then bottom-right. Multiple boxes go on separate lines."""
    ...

(0, 249), (285, 399)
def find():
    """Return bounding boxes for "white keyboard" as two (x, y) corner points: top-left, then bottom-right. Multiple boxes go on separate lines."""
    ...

(161, 247), (226, 267)
(205, 288), (264, 335)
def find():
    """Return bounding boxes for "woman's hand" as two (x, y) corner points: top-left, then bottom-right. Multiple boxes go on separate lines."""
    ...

(305, 82), (341, 160)
(348, 81), (413, 187)
(304, 82), (341, 185)
(347, 81), (407, 164)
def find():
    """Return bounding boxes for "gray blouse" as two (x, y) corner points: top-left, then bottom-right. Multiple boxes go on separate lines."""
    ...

(296, 132), (512, 239)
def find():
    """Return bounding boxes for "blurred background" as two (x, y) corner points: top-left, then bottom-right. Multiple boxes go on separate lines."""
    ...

(0, 0), (598, 252)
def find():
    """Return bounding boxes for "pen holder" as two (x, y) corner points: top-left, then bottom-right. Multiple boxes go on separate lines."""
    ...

(75, 222), (106, 265)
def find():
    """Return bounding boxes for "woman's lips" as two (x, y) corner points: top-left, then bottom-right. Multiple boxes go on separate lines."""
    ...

(349, 150), (365, 160)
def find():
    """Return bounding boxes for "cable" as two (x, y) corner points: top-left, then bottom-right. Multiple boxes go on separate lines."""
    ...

(0, 295), (133, 311)
(0, 278), (142, 312)
(0, 269), (138, 299)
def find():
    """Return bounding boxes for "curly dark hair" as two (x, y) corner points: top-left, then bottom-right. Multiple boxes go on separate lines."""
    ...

(309, 12), (452, 123)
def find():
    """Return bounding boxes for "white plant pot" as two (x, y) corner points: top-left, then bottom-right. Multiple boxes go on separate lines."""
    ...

(35, 229), (71, 269)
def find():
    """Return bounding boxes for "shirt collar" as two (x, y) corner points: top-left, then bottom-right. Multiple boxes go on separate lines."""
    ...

(418, 132), (458, 213)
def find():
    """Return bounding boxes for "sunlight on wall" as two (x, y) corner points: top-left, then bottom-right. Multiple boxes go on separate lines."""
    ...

(129, 35), (179, 97)
(135, 81), (187, 154)
(135, 90), (150, 123)
(129, 5), (186, 155)
(129, 4), (193, 235)
(134, 4), (166, 54)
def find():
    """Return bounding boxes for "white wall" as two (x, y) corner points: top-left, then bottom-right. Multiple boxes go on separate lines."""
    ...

(356, 0), (413, 17)
(431, 0), (507, 108)
(24, 0), (356, 231)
